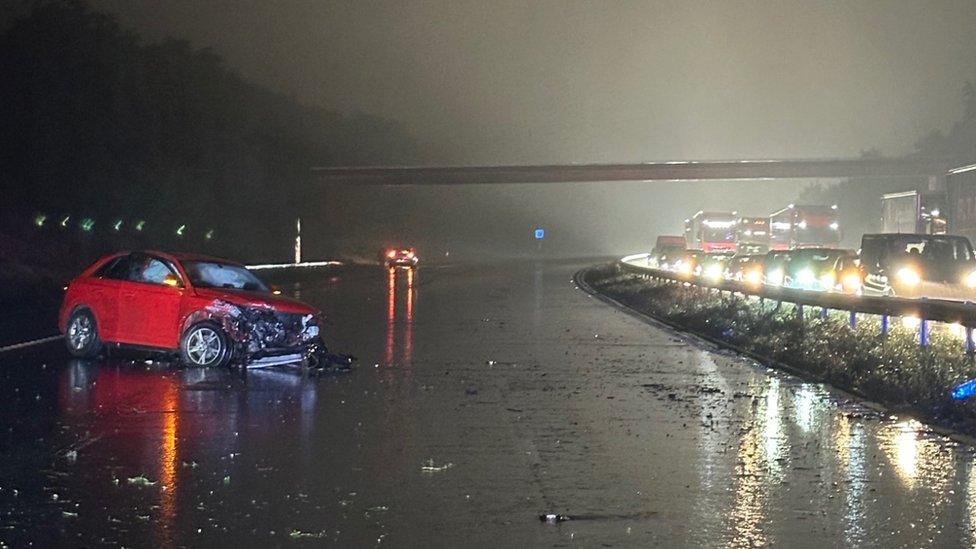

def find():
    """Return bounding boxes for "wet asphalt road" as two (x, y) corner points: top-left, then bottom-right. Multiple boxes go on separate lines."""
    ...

(3, 260), (976, 547)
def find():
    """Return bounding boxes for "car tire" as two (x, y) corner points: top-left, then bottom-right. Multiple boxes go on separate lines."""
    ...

(65, 309), (103, 358)
(179, 322), (232, 368)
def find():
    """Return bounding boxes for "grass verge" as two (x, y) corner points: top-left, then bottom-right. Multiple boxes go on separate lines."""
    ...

(584, 263), (976, 435)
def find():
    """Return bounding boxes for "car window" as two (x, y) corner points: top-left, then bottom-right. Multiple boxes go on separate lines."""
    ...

(127, 255), (180, 286)
(183, 261), (269, 292)
(97, 255), (131, 280)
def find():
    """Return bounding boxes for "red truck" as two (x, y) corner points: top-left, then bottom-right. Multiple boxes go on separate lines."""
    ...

(684, 211), (737, 253)
(768, 204), (840, 250)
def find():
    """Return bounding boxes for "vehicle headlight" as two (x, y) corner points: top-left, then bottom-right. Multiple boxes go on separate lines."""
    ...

(704, 264), (723, 280)
(902, 316), (921, 329)
(966, 270), (976, 289)
(842, 273), (862, 292)
(819, 272), (836, 289)
(796, 268), (816, 287)
(678, 262), (693, 275)
(745, 269), (762, 285)
(896, 267), (921, 287)
(767, 269), (783, 286)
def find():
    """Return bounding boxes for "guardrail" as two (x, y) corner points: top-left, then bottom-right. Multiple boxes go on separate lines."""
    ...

(618, 255), (976, 352)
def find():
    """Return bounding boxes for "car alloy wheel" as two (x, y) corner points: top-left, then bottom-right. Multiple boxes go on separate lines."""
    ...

(67, 314), (92, 351)
(186, 326), (223, 366)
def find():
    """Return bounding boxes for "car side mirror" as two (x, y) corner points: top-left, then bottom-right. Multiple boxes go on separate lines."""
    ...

(162, 273), (181, 288)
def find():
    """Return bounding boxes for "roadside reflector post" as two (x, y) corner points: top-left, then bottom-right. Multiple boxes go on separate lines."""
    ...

(920, 317), (929, 348)
(849, 311), (857, 328)
(820, 307), (828, 320)
(967, 326), (975, 356)
(797, 302), (804, 322)
(881, 314), (889, 337)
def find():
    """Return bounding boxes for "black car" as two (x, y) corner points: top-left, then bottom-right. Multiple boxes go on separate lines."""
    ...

(860, 233), (976, 299)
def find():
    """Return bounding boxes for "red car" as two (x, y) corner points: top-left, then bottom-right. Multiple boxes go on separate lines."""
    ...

(59, 251), (327, 368)
(382, 247), (418, 268)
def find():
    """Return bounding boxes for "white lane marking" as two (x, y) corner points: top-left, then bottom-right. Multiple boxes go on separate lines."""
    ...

(246, 260), (343, 270)
(0, 335), (61, 353)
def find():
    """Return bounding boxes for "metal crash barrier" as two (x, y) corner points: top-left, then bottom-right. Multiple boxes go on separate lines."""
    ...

(617, 255), (976, 353)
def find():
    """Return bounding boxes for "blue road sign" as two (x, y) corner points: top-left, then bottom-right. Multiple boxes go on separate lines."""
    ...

(534, 227), (545, 240)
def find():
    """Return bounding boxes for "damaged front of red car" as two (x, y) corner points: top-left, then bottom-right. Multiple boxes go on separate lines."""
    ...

(180, 287), (329, 368)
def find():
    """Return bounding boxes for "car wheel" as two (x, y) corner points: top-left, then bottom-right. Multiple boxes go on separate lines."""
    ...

(65, 309), (103, 358)
(180, 322), (231, 368)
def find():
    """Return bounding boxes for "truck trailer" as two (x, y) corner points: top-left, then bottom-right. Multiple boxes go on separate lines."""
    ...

(881, 190), (946, 235)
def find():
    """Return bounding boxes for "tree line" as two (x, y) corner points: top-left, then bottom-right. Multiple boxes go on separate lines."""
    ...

(0, 0), (423, 266)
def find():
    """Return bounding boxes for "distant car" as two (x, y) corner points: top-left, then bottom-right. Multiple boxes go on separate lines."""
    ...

(780, 248), (858, 292)
(762, 250), (792, 286)
(725, 254), (766, 286)
(860, 233), (976, 299)
(695, 252), (734, 281)
(382, 247), (418, 268)
(59, 251), (328, 368)
(672, 250), (702, 277)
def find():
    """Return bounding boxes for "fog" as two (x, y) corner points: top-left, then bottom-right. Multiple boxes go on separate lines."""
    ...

(85, 1), (976, 257)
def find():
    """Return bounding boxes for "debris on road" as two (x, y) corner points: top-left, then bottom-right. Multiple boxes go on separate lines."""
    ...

(420, 459), (454, 473)
(540, 513), (571, 523)
(126, 475), (157, 487)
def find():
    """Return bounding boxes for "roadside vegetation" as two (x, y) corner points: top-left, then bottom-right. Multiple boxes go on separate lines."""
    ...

(585, 263), (976, 434)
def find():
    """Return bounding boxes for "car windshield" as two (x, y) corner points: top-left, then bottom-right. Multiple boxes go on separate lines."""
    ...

(791, 250), (844, 271)
(183, 261), (269, 292)
(880, 236), (973, 267)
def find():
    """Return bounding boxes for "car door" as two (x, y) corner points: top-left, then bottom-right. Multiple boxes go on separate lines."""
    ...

(85, 254), (130, 341)
(117, 254), (185, 348)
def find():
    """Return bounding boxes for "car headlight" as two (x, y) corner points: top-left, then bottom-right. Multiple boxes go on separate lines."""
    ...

(704, 264), (723, 280)
(796, 268), (816, 287)
(842, 273), (862, 292)
(896, 267), (921, 287)
(966, 270), (976, 289)
(745, 269), (762, 285)
(678, 262), (693, 275)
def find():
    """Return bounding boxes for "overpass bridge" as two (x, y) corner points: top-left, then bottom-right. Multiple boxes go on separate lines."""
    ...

(312, 157), (965, 186)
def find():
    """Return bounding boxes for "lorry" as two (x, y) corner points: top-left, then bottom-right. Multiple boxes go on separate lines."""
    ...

(948, 168), (976, 244)
(768, 204), (840, 250)
(881, 190), (947, 235)
(684, 211), (737, 253)
(649, 235), (687, 269)
(735, 216), (770, 254)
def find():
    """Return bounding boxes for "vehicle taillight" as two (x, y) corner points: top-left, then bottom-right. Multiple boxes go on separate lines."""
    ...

(387, 250), (396, 259)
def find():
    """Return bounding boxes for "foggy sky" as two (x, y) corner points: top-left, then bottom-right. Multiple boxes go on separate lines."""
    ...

(93, 0), (976, 164)
(87, 0), (976, 256)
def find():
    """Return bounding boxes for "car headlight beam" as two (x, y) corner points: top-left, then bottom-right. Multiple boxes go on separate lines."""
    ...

(896, 267), (921, 287)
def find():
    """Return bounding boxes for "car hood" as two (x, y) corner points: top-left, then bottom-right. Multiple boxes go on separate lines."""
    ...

(193, 287), (318, 315)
